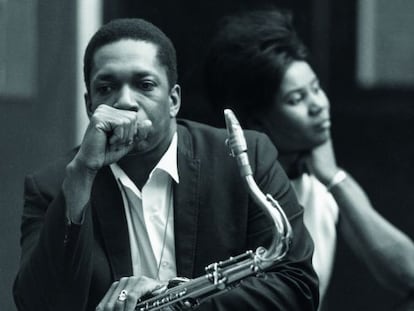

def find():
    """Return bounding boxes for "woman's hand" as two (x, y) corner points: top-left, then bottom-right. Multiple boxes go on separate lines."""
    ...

(305, 138), (339, 186)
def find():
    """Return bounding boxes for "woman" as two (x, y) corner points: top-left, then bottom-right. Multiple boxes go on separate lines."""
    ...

(203, 9), (414, 310)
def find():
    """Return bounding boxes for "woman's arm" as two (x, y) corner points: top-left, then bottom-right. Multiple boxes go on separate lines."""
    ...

(307, 138), (414, 296)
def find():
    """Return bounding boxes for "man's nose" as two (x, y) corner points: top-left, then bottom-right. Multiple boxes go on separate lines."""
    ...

(113, 86), (139, 111)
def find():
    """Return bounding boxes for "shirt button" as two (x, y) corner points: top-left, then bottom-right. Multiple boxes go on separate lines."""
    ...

(161, 261), (169, 268)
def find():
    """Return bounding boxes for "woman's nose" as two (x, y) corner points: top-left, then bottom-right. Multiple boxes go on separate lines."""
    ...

(113, 86), (138, 111)
(308, 92), (328, 116)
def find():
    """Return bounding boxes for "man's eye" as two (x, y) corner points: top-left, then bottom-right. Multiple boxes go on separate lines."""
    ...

(96, 85), (113, 95)
(139, 81), (155, 91)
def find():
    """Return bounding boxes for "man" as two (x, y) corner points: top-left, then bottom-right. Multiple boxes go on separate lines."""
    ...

(14, 18), (318, 311)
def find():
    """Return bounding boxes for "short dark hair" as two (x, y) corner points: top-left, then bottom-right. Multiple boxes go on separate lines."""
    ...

(204, 9), (308, 122)
(83, 18), (178, 92)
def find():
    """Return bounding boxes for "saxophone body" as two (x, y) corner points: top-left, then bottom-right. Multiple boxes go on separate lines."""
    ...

(135, 109), (293, 311)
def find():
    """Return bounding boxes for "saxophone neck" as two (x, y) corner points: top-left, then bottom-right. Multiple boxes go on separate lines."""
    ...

(224, 108), (293, 264)
(244, 175), (293, 264)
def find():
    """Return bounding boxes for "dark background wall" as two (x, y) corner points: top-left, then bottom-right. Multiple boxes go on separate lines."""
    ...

(104, 0), (314, 128)
(0, 2), (78, 311)
(1, 1), (413, 311)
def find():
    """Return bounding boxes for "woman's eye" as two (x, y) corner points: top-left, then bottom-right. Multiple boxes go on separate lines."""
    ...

(311, 80), (321, 93)
(286, 92), (304, 105)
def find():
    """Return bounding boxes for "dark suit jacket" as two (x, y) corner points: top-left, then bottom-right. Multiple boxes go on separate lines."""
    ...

(14, 119), (318, 310)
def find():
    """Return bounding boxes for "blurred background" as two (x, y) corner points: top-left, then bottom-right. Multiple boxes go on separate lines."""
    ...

(1, 0), (413, 310)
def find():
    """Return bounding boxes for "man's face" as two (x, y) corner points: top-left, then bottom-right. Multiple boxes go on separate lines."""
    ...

(86, 39), (180, 153)
(259, 60), (331, 153)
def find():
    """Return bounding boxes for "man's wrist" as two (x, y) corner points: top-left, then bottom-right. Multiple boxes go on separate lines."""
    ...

(63, 158), (97, 223)
(67, 156), (99, 180)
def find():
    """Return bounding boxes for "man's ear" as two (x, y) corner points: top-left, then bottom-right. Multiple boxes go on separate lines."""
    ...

(84, 93), (93, 118)
(169, 84), (181, 118)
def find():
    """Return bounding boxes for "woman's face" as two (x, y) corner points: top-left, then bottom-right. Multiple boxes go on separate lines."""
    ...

(259, 60), (331, 153)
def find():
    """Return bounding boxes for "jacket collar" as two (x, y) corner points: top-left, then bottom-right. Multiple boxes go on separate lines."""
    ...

(92, 166), (133, 280)
(173, 125), (201, 278)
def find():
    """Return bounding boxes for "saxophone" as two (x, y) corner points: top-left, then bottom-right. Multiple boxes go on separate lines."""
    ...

(135, 109), (293, 311)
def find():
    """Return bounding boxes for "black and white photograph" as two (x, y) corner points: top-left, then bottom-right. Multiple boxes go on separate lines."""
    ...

(1, 1), (413, 310)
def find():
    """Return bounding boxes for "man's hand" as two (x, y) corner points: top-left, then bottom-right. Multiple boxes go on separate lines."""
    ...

(96, 276), (167, 311)
(305, 138), (339, 186)
(76, 105), (152, 172)
(63, 105), (152, 223)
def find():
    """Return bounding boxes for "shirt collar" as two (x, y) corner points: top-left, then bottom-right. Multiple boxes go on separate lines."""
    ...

(110, 132), (179, 189)
(150, 132), (179, 183)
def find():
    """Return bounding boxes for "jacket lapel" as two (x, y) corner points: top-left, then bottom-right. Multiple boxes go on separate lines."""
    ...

(91, 125), (201, 280)
(92, 166), (133, 280)
(174, 125), (201, 278)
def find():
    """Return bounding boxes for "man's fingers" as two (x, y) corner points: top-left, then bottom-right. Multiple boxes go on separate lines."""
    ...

(96, 276), (167, 311)
(109, 126), (125, 145)
(94, 105), (151, 147)
(96, 280), (119, 310)
(135, 120), (152, 141)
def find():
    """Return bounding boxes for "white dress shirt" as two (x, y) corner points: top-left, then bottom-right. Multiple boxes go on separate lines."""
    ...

(110, 133), (179, 281)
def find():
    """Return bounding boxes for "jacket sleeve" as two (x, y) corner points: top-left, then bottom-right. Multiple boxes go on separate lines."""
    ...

(13, 173), (95, 311)
(197, 132), (319, 311)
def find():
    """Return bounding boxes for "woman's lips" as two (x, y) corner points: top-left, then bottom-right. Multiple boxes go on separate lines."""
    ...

(314, 119), (331, 131)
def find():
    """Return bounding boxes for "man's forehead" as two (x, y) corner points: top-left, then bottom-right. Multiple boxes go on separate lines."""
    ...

(94, 39), (159, 61)
(90, 40), (163, 76)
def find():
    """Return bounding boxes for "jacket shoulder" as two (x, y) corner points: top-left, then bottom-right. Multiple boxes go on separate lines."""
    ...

(177, 119), (277, 158)
(25, 149), (78, 196)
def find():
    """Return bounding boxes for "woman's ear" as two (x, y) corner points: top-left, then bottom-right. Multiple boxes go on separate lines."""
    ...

(169, 84), (181, 118)
(84, 93), (93, 118)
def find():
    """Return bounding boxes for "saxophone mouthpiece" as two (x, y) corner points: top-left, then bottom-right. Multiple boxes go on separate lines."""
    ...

(224, 109), (252, 177)
(224, 109), (247, 156)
